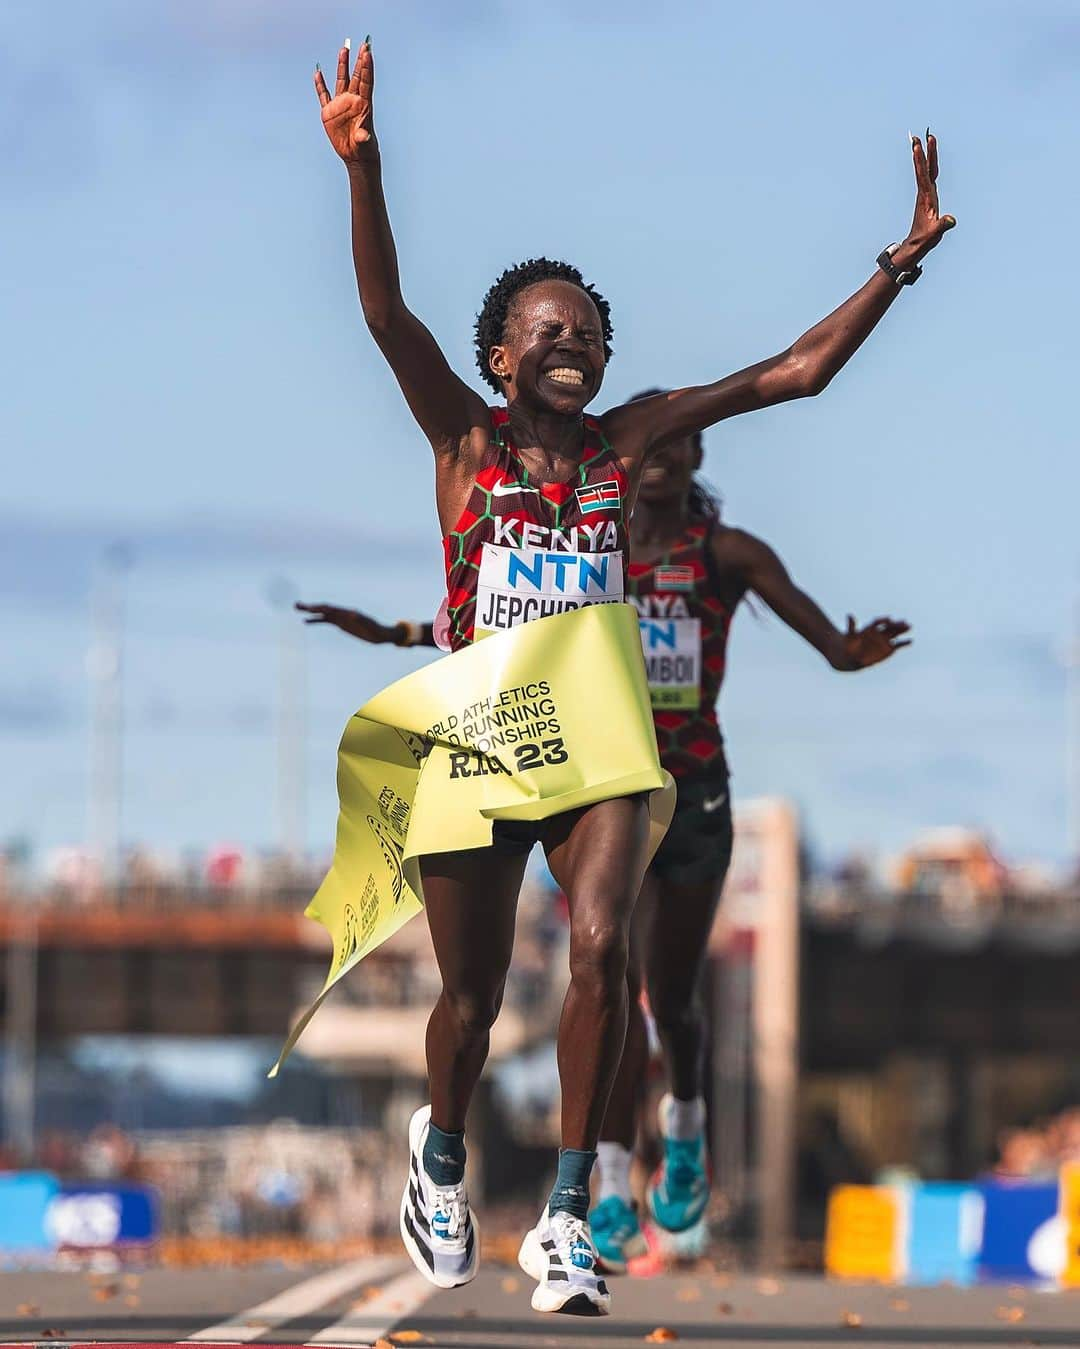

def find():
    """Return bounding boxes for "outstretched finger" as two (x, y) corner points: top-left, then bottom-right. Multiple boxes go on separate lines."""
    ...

(891, 639), (913, 651)
(314, 66), (331, 108)
(351, 35), (374, 99)
(911, 134), (930, 191)
(927, 129), (939, 182)
(335, 41), (351, 96)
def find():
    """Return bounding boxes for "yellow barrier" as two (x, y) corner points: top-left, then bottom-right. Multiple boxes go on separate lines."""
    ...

(1062, 1163), (1080, 1289)
(825, 1185), (902, 1283)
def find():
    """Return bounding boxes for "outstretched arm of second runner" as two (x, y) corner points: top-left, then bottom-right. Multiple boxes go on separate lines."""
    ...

(314, 39), (487, 454)
(718, 530), (912, 671)
(607, 133), (955, 456)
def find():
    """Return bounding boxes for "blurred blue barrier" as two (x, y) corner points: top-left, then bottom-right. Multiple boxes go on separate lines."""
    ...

(0, 1171), (60, 1253)
(978, 1180), (1062, 1284)
(904, 1182), (983, 1285)
(47, 1183), (159, 1249)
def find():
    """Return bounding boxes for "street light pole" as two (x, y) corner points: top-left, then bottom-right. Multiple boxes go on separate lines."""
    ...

(2, 905), (38, 1162)
(1067, 596), (1080, 873)
(87, 545), (130, 887)
(266, 578), (306, 867)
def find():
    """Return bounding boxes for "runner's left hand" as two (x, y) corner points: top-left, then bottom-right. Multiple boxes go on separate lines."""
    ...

(839, 616), (911, 670)
(900, 131), (956, 264)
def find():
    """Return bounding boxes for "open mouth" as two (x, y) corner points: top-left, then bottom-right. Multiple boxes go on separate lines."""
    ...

(544, 367), (586, 388)
(641, 463), (671, 484)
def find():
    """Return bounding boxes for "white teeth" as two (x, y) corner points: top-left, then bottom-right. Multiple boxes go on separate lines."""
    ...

(547, 368), (584, 385)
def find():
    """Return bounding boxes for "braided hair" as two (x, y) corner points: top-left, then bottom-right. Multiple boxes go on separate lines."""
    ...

(474, 258), (614, 394)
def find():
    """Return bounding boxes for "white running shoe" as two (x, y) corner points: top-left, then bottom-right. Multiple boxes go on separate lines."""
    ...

(518, 1206), (611, 1315)
(399, 1105), (479, 1289)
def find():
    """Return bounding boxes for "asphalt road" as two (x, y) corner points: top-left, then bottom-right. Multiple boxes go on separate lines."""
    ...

(1, 1259), (1079, 1348)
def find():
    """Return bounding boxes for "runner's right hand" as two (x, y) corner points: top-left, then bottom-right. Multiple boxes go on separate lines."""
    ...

(295, 602), (399, 644)
(314, 38), (376, 163)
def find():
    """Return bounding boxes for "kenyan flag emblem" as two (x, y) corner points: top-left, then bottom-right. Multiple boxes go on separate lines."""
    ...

(575, 479), (622, 515)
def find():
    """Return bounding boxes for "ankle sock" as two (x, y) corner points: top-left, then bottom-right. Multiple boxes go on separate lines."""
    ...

(665, 1095), (706, 1141)
(548, 1147), (597, 1220)
(423, 1119), (466, 1186)
(596, 1141), (633, 1204)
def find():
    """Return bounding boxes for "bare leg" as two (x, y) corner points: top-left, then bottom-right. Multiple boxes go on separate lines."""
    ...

(597, 873), (657, 1149)
(646, 874), (725, 1101)
(543, 794), (652, 1150)
(420, 845), (528, 1132)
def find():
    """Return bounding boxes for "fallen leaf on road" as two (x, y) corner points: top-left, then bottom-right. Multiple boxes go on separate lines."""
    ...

(840, 1310), (863, 1329)
(124, 1295), (140, 1308)
(92, 1284), (120, 1301)
(501, 1275), (520, 1293)
(675, 1284), (701, 1301)
(713, 1272), (731, 1287)
(16, 1304), (39, 1317)
(244, 1319), (272, 1329)
(123, 1273), (140, 1289)
(374, 1340), (394, 1349)
(39, 1329), (68, 1339)
(889, 1299), (909, 1311)
(644, 1330), (679, 1343)
(350, 1284), (384, 1307)
(459, 1308), (478, 1318)
(995, 1305), (1025, 1322)
(756, 1277), (781, 1295)
(716, 1301), (734, 1315)
(390, 1332), (430, 1344)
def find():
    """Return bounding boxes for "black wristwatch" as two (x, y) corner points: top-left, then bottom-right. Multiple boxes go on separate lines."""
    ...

(877, 243), (922, 286)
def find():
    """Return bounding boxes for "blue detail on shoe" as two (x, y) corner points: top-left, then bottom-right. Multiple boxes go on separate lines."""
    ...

(590, 1195), (644, 1270)
(647, 1134), (710, 1233)
(570, 1239), (595, 1270)
(432, 1208), (452, 1239)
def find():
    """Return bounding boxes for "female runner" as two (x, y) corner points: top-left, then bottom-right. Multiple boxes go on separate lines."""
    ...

(312, 32), (952, 1315)
(298, 414), (910, 1269)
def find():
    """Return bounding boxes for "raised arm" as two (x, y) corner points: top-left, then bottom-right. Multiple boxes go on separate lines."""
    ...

(314, 40), (487, 456)
(606, 133), (955, 459)
(296, 602), (437, 649)
(716, 530), (911, 672)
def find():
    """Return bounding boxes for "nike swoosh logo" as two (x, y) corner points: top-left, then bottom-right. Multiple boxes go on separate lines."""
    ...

(702, 793), (728, 814)
(490, 481), (540, 497)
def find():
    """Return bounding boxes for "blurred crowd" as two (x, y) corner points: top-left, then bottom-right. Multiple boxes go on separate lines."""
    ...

(992, 1106), (1080, 1180)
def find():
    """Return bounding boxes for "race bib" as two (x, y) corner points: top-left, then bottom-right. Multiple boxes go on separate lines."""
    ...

(475, 544), (624, 638)
(640, 617), (701, 709)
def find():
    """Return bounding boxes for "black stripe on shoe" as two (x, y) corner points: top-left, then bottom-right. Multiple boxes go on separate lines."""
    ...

(464, 1222), (475, 1261)
(597, 1279), (609, 1295)
(547, 1268), (569, 1281)
(403, 1208), (435, 1271)
(408, 1183), (430, 1235)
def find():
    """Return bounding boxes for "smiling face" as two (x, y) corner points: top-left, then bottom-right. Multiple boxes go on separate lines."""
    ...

(488, 280), (607, 414)
(638, 432), (703, 506)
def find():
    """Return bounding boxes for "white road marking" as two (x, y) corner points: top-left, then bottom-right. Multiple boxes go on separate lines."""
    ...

(305, 1268), (437, 1344)
(185, 1255), (403, 1343)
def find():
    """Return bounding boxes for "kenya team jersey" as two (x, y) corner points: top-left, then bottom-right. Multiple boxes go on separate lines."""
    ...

(443, 408), (630, 650)
(628, 520), (743, 781)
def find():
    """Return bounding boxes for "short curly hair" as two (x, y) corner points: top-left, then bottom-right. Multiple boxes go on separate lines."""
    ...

(473, 257), (614, 394)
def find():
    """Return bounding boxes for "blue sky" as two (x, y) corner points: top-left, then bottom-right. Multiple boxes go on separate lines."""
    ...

(3, 0), (1078, 871)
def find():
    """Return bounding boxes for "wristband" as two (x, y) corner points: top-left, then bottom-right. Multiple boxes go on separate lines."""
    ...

(394, 620), (424, 648)
(877, 243), (922, 286)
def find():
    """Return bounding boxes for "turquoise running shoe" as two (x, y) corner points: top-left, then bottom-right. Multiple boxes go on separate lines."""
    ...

(589, 1195), (648, 1273)
(646, 1093), (711, 1234)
